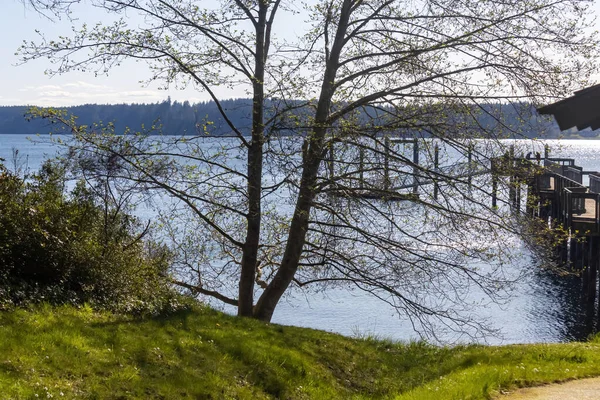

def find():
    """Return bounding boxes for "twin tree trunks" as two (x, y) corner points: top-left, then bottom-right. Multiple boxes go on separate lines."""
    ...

(19, 0), (600, 329)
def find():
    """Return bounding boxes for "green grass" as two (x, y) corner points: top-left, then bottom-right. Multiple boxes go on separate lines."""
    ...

(0, 305), (600, 399)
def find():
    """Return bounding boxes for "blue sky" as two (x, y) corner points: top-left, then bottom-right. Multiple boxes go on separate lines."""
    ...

(1, 1), (599, 107)
(0, 1), (238, 106)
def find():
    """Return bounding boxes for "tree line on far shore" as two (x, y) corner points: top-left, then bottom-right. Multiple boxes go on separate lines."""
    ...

(0, 99), (573, 139)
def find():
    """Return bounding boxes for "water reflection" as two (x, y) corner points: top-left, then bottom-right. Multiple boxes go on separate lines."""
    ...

(530, 267), (599, 342)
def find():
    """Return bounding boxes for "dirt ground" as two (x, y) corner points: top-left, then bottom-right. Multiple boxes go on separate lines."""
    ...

(498, 377), (600, 399)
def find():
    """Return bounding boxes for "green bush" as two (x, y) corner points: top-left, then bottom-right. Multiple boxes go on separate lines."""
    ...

(0, 160), (184, 314)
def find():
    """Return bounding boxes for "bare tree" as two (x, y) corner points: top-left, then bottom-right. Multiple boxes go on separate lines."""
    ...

(19, 0), (598, 338)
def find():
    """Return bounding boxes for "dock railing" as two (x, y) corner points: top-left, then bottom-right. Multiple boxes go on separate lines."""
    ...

(563, 189), (600, 228)
(544, 157), (576, 167)
(589, 173), (600, 194)
(564, 166), (583, 184)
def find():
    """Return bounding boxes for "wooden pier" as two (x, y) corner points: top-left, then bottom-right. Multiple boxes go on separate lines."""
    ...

(326, 133), (600, 310)
(492, 150), (600, 240)
(533, 158), (600, 234)
(505, 152), (600, 308)
(326, 137), (482, 201)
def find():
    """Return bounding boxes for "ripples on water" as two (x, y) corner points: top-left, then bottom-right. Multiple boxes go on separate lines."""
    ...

(2, 135), (600, 344)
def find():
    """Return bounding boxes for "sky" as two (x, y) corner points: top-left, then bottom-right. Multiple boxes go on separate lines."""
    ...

(1, 1), (599, 107)
(0, 1), (252, 106)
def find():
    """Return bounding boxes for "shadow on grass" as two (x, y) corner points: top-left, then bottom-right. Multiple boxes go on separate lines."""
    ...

(3, 306), (600, 399)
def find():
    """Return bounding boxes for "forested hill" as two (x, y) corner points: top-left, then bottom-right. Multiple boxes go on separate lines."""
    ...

(0, 98), (253, 136)
(0, 98), (575, 138)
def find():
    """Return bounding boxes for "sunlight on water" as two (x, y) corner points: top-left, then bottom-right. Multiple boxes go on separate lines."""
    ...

(2, 135), (600, 344)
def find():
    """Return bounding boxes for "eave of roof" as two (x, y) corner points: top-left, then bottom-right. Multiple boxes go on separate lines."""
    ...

(537, 84), (600, 131)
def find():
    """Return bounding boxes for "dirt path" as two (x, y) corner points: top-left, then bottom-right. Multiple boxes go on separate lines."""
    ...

(498, 377), (600, 399)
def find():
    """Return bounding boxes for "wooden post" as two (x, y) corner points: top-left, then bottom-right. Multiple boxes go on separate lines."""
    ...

(359, 145), (365, 190)
(580, 239), (590, 298)
(559, 236), (568, 264)
(434, 144), (439, 200)
(577, 237), (591, 286)
(384, 136), (390, 191)
(526, 179), (534, 216)
(596, 237), (600, 311)
(566, 229), (573, 268)
(577, 239), (583, 270)
(571, 237), (583, 271)
(569, 237), (575, 269)
(508, 145), (516, 207)
(544, 144), (550, 159)
(509, 176), (516, 208)
(491, 159), (498, 208)
(584, 245), (596, 331)
(329, 144), (334, 182)
(413, 138), (419, 194)
(586, 237), (597, 305)
(552, 178), (561, 220)
(515, 181), (521, 211)
(467, 143), (473, 186)
(539, 199), (548, 219)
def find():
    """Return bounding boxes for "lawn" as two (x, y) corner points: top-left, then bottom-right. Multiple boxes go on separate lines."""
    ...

(0, 305), (599, 399)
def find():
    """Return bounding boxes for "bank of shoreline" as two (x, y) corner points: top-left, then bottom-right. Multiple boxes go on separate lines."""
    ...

(1, 305), (600, 399)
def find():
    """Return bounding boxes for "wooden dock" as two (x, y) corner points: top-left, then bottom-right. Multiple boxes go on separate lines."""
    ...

(326, 139), (600, 304)
(530, 157), (600, 235)
(326, 137), (481, 200)
(511, 154), (600, 307)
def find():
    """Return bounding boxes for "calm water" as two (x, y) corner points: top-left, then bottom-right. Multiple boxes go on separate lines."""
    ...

(2, 134), (600, 345)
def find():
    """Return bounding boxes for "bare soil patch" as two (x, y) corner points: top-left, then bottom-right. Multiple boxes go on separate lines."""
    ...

(499, 377), (600, 400)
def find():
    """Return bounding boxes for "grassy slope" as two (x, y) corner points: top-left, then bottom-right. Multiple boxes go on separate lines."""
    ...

(0, 306), (600, 399)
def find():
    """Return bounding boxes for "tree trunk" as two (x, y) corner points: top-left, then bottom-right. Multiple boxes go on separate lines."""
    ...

(238, 5), (268, 317)
(253, 0), (353, 322)
(252, 142), (324, 321)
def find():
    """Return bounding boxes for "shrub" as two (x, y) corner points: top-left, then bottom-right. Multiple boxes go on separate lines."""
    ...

(0, 159), (185, 314)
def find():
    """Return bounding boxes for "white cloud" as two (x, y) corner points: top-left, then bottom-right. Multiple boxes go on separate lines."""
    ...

(7, 78), (222, 106)
(121, 90), (164, 98)
(0, 96), (26, 105)
(64, 81), (110, 90)
(19, 84), (62, 92)
(39, 90), (72, 97)
(23, 86), (167, 106)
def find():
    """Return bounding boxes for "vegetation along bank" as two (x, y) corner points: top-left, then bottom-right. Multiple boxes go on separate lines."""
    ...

(1, 305), (600, 399)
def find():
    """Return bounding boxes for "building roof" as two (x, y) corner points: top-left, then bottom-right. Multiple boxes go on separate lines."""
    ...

(538, 84), (600, 131)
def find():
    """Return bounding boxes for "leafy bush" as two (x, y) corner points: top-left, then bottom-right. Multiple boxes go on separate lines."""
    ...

(0, 159), (184, 314)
